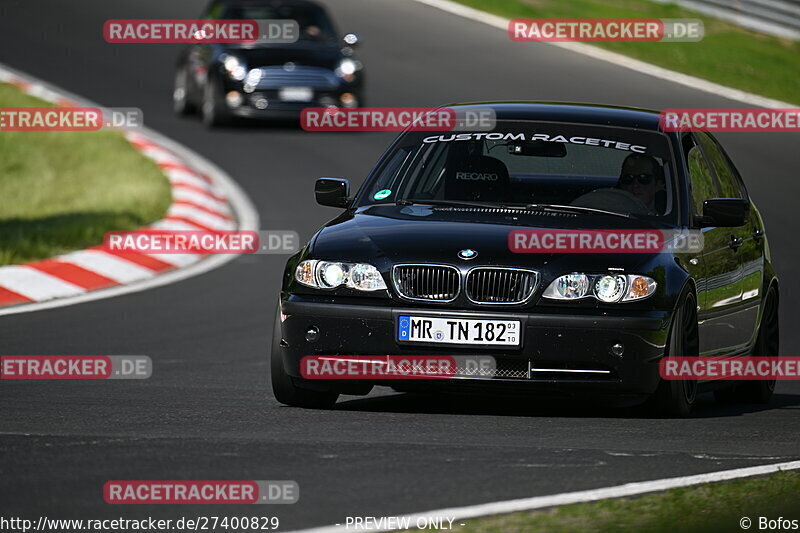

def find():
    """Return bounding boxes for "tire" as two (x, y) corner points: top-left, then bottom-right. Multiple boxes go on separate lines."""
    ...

(651, 293), (699, 417)
(270, 310), (338, 409)
(714, 286), (778, 404)
(173, 66), (195, 116)
(201, 77), (230, 128)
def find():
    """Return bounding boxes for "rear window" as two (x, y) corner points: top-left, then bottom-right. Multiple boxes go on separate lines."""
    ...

(359, 120), (678, 222)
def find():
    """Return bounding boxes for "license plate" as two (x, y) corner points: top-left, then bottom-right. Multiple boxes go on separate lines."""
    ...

(278, 87), (313, 102)
(397, 316), (520, 346)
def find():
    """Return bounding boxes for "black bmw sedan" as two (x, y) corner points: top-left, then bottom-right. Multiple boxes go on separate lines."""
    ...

(173, 0), (364, 126)
(272, 102), (779, 416)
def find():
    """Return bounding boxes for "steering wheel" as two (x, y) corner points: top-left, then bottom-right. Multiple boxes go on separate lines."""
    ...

(570, 188), (651, 215)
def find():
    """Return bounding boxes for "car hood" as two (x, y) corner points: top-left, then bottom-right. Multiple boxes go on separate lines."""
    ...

(312, 205), (669, 273)
(227, 42), (343, 69)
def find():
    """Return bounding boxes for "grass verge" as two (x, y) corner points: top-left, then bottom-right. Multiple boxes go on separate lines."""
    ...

(458, 470), (800, 532)
(449, 0), (800, 105)
(0, 82), (171, 266)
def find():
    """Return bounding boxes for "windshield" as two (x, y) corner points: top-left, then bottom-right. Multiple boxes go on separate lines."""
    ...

(217, 3), (338, 42)
(359, 120), (678, 222)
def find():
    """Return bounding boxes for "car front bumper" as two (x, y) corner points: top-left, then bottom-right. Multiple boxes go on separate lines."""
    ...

(278, 296), (673, 397)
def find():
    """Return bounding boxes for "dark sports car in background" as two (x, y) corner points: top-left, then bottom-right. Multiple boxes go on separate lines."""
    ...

(173, 0), (364, 126)
(271, 102), (779, 416)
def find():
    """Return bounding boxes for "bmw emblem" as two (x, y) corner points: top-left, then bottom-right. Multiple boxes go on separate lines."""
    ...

(458, 249), (478, 260)
(283, 62), (296, 72)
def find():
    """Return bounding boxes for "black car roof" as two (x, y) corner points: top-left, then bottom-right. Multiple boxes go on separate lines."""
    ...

(446, 102), (664, 131)
(210, 0), (323, 8)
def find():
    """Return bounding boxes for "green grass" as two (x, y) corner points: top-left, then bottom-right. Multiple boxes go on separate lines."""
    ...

(454, 0), (800, 104)
(0, 83), (171, 265)
(457, 470), (800, 533)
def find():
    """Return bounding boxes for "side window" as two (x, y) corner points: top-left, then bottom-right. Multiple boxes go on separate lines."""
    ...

(696, 133), (743, 199)
(687, 145), (718, 216)
(366, 147), (413, 202)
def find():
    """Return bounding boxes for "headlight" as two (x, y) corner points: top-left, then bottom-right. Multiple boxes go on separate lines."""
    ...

(295, 260), (387, 292)
(222, 54), (246, 81)
(542, 274), (590, 300)
(318, 261), (346, 288)
(543, 273), (656, 303)
(348, 263), (386, 291)
(335, 58), (361, 81)
(594, 275), (627, 303)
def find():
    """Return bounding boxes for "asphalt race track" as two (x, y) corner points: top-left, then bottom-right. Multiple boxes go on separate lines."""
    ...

(1, 0), (799, 529)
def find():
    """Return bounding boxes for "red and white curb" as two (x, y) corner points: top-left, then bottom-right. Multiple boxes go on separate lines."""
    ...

(0, 63), (259, 316)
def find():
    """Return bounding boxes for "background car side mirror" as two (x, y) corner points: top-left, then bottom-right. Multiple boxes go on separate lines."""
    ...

(699, 198), (749, 227)
(343, 33), (360, 46)
(315, 177), (350, 208)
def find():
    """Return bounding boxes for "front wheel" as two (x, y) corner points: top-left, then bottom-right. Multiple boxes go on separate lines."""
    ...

(651, 293), (699, 417)
(201, 77), (230, 128)
(270, 311), (338, 409)
(173, 66), (196, 116)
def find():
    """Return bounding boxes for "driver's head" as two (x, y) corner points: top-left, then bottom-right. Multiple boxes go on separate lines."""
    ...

(618, 154), (663, 211)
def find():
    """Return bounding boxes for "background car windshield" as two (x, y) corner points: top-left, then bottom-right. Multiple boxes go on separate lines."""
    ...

(219, 4), (337, 42)
(362, 120), (678, 221)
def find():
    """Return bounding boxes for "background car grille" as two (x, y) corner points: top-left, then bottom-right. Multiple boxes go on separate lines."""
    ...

(251, 66), (339, 90)
(393, 265), (460, 302)
(466, 268), (538, 304)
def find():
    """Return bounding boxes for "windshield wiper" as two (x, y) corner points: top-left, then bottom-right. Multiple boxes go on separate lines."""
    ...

(524, 203), (632, 219)
(396, 200), (631, 218)
(396, 199), (509, 209)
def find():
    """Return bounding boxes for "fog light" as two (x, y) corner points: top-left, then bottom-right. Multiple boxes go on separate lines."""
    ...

(340, 93), (357, 107)
(254, 97), (268, 109)
(225, 91), (243, 108)
(305, 326), (319, 342)
(610, 343), (624, 357)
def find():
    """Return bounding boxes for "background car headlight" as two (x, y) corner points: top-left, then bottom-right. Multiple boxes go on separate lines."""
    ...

(222, 54), (246, 81)
(594, 275), (627, 303)
(542, 274), (590, 300)
(295, 260), (386, 291)
(335, 58), (361, 82)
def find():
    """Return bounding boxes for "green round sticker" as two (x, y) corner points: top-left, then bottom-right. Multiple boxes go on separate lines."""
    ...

(373, 189), (392, 200)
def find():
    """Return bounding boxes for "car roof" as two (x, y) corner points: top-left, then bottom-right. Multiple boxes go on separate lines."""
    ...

(210, 0), (324, 8)
(445, 102), (665, 131)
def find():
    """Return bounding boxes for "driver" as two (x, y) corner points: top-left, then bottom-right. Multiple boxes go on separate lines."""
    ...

(617, 154), (664, 214)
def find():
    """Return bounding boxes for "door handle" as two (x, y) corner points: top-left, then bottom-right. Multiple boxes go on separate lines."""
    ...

(728, 236), (744, 250)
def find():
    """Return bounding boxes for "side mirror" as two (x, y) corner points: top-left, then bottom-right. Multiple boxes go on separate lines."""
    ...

(699, 198), (749, 227)
(343, 33), (360, 46)
(315, 177), (350, 208)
